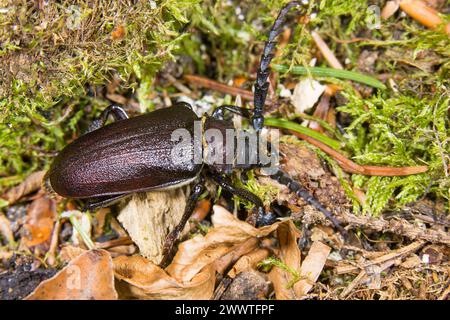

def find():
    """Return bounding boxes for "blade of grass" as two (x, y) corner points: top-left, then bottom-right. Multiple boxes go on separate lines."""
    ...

(265, 117), (342, 150)
(272, 64), (386, 90)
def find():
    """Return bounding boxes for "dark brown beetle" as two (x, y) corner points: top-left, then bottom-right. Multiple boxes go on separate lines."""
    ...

(45, 2), (344, 266)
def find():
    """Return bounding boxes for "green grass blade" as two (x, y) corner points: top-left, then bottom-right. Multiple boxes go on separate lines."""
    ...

(265, 117), (342, 150)
(272, 64), (386, 90)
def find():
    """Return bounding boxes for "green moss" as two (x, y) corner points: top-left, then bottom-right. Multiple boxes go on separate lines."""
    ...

(339, 92), (449, 215)
(0, 0), (198, 191)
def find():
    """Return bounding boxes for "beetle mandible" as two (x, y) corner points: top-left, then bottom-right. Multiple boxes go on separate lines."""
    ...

(44, 2), (344, 266)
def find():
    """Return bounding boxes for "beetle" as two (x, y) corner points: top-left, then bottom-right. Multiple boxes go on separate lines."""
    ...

(44, 1), (344, 266)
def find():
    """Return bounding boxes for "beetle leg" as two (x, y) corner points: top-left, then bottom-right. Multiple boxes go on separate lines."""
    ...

(212, 105), (252, 120)
(86, 105), (129, 133)
(160, 182), (205, 268)
(209, 170), (276, 227)
(252, 1), (303, 131)
(82, 193), (130, 212)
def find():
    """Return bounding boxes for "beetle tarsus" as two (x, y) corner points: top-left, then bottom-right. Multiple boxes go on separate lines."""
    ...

(255, 206), (277, 227)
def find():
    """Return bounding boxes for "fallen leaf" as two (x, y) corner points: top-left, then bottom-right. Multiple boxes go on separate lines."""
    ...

(400, 0), (450, 34)
(400, 254), (422, 269)
(115, 206), (287, 300)
(268, 221), (302, 300)
(191, 198), (212, 222)
(294, 241), (331, 297)
(111, 25), (126, 40)
(26, 249), (117, 300)
(311, 31), (343, 69)
(214, 238), (260, 275)
(167, 205), (281, 282)
(227, 248), (270, 278)
(114, 255), (215, 300)
(59, 245), (88, 263)
(2, 171), (46, 204)
(23, 196), (56, 247)
(0, 213), (14, 245)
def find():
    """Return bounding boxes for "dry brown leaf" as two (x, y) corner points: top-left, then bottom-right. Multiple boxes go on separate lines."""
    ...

(59, 245), (88, 263)
(114, 255), (215, 300)
(26, 249), (117, 300)
(214, 238), (260, 275)
(114, 206), (286, 300)
(227, 248), (270, 278)
(23, 196), (56, 247)
(1, 171), (46, 204)
(166, 205), (281, 282)
(111, 25), (126, 40)
(191, 199), (212, 222)
(118, 189), (188, 263)
(268, 221), (302, 300)
(0, 213), (14, 245)
(294, 241), (331, 297)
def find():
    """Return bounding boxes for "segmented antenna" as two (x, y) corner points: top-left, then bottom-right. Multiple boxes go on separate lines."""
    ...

(270, 169), (347, 235)
(252, 1), (303, 130)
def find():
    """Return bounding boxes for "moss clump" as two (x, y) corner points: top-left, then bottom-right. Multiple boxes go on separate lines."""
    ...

(339, 92), (449, 215)
(0, 0), (197, 190)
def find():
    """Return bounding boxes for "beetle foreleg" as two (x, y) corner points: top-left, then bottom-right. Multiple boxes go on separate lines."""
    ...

(86, 104), (129, 133)
(160, 182), (205, 268)
(209, 171), (276, 227)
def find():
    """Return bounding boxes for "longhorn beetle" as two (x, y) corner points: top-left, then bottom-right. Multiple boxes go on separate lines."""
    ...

(44, 2), (344, 266)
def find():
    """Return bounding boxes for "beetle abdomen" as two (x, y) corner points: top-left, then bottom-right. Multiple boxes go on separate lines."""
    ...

(47, 105), (202, 198)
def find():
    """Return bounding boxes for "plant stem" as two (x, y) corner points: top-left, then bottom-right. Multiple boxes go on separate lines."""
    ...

(272, 64), (387, 90)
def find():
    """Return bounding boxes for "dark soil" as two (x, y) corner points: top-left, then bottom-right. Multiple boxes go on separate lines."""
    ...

(0, 266), (56, 300)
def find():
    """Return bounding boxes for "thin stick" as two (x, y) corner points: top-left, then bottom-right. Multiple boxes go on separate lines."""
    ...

(45, 219), (61, 267)
(289, 130), (428, 176)
(95, 236), (134, 249)
(184, 74), (273, 105)
(311, 31), (343, 69)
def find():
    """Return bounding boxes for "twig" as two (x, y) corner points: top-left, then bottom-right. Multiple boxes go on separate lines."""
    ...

(45, 219), (61, 267)
(284, 129), (429, 176)
(338, 212), (450, 245)
(438, 281), (450, 300)
(340, 259), (397, 298)
(336, 241), (424, 275)
(184, 74), (273, 105)
(311, 31), (343, 69)
(95, 236), (134, 249)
